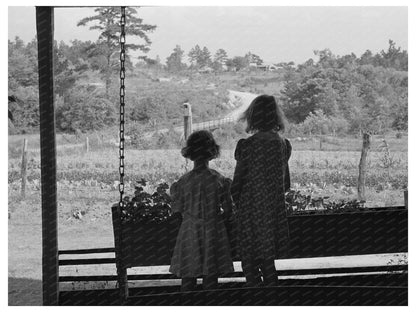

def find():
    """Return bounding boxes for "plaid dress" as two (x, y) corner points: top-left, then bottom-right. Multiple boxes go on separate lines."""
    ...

(169, 168), (234, 278)
(231, 131), (292, 263)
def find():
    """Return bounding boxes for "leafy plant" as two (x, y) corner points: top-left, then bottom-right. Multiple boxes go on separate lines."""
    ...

(378, 139), (400, 170)
(120, 179), (172, 223)
(119, 180), (370, 222)
(285, 189), (365, 215)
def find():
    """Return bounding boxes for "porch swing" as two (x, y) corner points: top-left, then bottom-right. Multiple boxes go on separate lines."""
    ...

(36, 6), (408, 306)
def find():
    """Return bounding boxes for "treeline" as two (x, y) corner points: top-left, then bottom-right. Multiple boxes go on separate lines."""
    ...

(9, 35), (407, 137)
(8, 37), (119, 134)
(156, 45), (265, 72)
(278, 41), (408, 135)
(8, 36), (230, 134)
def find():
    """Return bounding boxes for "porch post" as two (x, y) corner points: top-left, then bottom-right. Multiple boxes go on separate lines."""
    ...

(36, 6), (59, 306)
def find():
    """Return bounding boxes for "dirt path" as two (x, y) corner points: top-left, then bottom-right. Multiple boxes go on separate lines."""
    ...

(142, 90), (258, 138)
(224, 90), (258, 120)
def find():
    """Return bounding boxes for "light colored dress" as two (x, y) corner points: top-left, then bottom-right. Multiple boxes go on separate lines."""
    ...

(169, 168), (234, 278)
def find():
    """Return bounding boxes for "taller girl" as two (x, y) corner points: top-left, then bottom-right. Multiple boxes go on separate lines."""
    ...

(231, 94), (292, 287)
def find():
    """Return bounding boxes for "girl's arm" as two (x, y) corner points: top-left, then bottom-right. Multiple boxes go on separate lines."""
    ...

(170, 181), (184, 214)
(231, 139), (248, 208)
(221, 178), (234, 218)
(284, 139), (292, 192)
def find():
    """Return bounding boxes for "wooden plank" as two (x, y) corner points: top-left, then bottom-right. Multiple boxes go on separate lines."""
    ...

(36, 6), (59, 306)
(58, 265), (407, 282)
(59, 285), (408, 305)
(59, 258), (116, 266)
(59, 274), (408, 294)
(110, 207), (407, 267)
(287, 208), (407, 258)
(125, 285), (408, 306)
(59, 248), (115, 255)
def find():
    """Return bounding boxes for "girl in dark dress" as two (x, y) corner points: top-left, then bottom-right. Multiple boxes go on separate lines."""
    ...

(170, 130), (234, 291)
(231, 95), (292, 287)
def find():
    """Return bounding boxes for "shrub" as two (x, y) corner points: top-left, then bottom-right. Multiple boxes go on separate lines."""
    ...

(56, 87), (117, 132)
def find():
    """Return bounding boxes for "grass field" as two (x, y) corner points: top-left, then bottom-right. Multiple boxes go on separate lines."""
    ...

(8, 132), (408, 305)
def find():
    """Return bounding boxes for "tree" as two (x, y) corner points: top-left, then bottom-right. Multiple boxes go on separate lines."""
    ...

(281, 43), (407, 134)
(226, 56), (249, 71)
(359, 49), (373, 66)
(213, 49), (227, 64)
(300, 110), (330, 135)
(54, 41), (89, 97)
(380, 40), (408, 71)
(314, 48), (337, 68)
(56, 87), (116, 132)
(8, 86), (39, 132)
(245, 52), (263, 65)
(8, 37), (38, 89)
(166, 45), (186, 72)
(213, 48), (228, 71)
(200, 46), (212, 67)
(8, 37), (40, 133)
(77, 7), (156, 98)
(188, 44), (202, 67)
(188, 45), (211, 68)
(63, 39), (97, 72)
(358, 40), (408, 71)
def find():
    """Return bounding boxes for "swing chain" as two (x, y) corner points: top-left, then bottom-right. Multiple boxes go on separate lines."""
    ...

(119, 7), (126, 208)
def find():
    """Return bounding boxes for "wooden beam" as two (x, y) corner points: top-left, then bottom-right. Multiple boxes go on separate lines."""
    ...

(36, 6), (59, 306)
(59, 247), (115, 255)
(58, 264), (409, 282)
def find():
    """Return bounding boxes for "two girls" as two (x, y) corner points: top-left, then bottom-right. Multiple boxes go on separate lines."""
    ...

(170, 95), (291, 290)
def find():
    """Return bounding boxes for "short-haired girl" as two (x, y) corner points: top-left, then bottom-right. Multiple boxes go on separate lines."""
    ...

(169, 130), (234, 291)
(231, 94), (292, 287)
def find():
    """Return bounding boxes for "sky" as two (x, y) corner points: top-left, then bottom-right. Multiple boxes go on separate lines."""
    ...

(8, 6), (408, 65)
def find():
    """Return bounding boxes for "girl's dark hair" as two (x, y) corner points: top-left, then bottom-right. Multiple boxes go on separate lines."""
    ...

(181, 130), (220, 161)
(240, 94), (286, 133)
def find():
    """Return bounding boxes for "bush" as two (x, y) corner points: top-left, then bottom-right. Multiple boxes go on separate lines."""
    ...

(128, 82), (230, 127)
(56, 87), (117, 132)
(212, 122), (249, 149)
(8, 86), (40, 133)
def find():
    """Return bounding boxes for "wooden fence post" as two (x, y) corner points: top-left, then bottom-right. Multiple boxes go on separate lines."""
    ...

(404, 190), (408, 209)
(183, 102), (192, 140)
(358, 132), (371, 202)
(21, 138), (28, 198)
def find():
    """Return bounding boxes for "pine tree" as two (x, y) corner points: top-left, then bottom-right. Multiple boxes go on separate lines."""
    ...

(77, 7), (156, 98)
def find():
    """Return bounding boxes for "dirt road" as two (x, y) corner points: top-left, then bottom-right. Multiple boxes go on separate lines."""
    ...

(141, 90), (258, 138)
(225, 90), (258, 120)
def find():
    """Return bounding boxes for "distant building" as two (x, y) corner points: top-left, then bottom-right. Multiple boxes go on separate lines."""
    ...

(156, 77), (172, 82)
(198, 66), (214, 73)
(257, 63), (279, 71)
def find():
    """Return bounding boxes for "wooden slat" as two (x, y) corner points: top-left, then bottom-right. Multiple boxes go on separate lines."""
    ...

(59, 284), (408, 305)
(59, 265), (407, 282)
(59, 258), (116, 265)
(124, 285), (408, 306)
(59, 248), (115, 255)
(109, 207), (407, 267)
